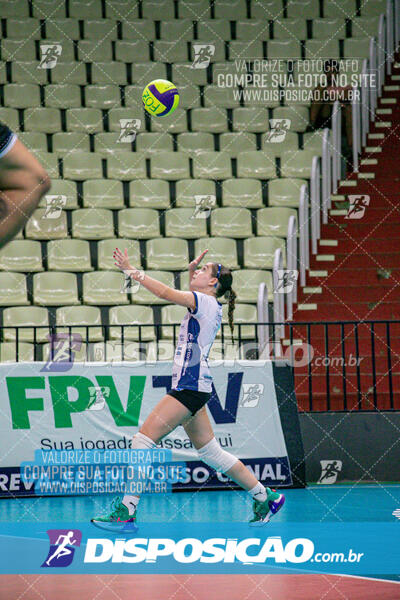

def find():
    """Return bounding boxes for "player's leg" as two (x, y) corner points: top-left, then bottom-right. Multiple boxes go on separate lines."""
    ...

(0, 131), (51, 249)
(183, 407), (285, 525)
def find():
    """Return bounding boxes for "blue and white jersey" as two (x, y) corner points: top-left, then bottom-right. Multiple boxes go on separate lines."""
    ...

(171, 291), (223, 393)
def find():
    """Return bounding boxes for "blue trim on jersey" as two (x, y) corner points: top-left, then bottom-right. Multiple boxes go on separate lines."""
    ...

(188, 291), (198, 315)
(176, 316), (201, 391)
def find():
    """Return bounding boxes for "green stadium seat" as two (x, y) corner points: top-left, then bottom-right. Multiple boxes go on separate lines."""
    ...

(244, 236), (286, 269)
(191, 108), (227, 133)
(47, 239), (92, 272)
(150, 108), (188, 133)
(0, 272), (29, 305)
(44, 85), (81, 109)
(1, 39), (35, 61)
(197, 19), (231, 40)
(257, 207), (297, 237)
(115, 41), (150, 62)
(214, 0), (247, 18)
(151, 152), (190, 180)
(351, 16), (380, 37)
(6, 18), (41, 38)
(129, 179), (170, 209)
(222, 179), (263, 208)
(216, 303), (257, 340)
(267, 40), (301, 60)
(72, 209), (114, 240)
(84, 19), (117, 39)
(250, 0), (284, 18)
(33, 272), (79, 306)
(286, 0), (320, 17)
(3, 306), (49, 342)
(344, 37), (371, 58)
(131, 62), (166, 85)
(220, 132), (257, 156)
(66, 108), (104, 133)
(232, 269), (274, 303)
(18, 132), (47, 153)
(146, 238), (188, 270)
(109, 306), (155, 341)
(0, 342), (34, 362)
(194, 237), (239, 269)
(83, 271), (129, 305)
(85, 85), (121, 109)
(50, 62), (87, 84)
(211, 207), (252, 238)
(154, 41), (189, 63)
(165, 208), (208, 238)
(281, 85), (312, 107)
(273, 106), (309, 132)
(31, 152), (59, 179)
(175, 179), (216, 208)
(203, 85), (240, 109)
(312, 18), (346, 39)
(97, 239), (142, 271)
(305, 39), (340, 59)
(11, 61), (47, 84)
(303, 131), (325, 155)
(136, 132), (174, 156)
(78, 40), (113, 62)
(0, 0), (29, 16)
(25, 209), (68, 240)
(42, 342), (89, 362)
(189, 41), (225, 62)
(91, 340), (145, 362)
(236, 20), (269, 40)
(273, 18), (307, 39)
(142, 0), (175, 18)
(324, 0), (356, 17)
(45, 18), (80, 40)
(178, 132), (214, 156)
(107, 154), (146, 180)
(179, 0), (211, 19)
(33, 0), (64, 17)
(122, 20), (155, 41)
(359, 0), (386, 16)
(94, 132), (126, 156)
(56, 305), (103, 342)
(229, 41), (264, 60)
(261, 131), (299, 156)
(118, 208), (160, 239)
(237, 151), (277, 179)
(268, 177), (305, 207)
(172, 62), (208, 85)
(4, 84), (40, 109)
(83, 179), (124, 209)
(63, 153), (102, 180)
(177, 84), (202, 109)
(69, 0), (102, 18)
(0, 240), (42, 272)
(161, 305), (188, 339)
(0, 108), (19, 131)
(280, 150), (316, 177)
(105, 0), (139, 18)
(91, 62), (127, 85)
(39, 180), (79, 209)
(53, 132), (90, 156)
(42, 39), (74, 61)
(193, 152), (232, 179)
(109, 108), (146, 133)
(232, 107), (268, 132)
(131, 270), (174, 304)
(160, 19), (195, 40)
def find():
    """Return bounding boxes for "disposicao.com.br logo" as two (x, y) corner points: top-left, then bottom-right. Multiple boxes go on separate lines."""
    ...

(83, 536), (364, 565)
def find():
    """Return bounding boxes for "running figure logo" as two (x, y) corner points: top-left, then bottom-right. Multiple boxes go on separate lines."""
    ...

(317, 460), (343, 484)
(275, 270), (299, 294)
(345, 195), (370, 219)
(43, 195), (67, 219)
(117, 119), (141, 143)
(241, 383), (264, 408)
(191, 44), (215, 68)
(41, 529), (82, 568)
(38, 44), (62, 69)
(265, 119), (291, 143)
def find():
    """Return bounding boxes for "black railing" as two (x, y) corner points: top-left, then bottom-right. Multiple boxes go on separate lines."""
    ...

(1, 320), (399, 412)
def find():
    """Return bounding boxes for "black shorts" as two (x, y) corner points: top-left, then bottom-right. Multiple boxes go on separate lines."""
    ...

(167, 388), (211, 416)
(0, 121), (16, 158)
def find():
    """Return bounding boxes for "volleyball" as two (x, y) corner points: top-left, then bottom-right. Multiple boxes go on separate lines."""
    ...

(142, 79), (179, 117)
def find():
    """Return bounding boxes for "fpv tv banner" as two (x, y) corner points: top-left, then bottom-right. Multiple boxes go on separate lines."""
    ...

(0, 361), (305, 497)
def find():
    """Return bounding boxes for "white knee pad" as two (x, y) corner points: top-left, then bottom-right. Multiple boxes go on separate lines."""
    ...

(197, 437), (238, 473)
(131, 431), (157, 450)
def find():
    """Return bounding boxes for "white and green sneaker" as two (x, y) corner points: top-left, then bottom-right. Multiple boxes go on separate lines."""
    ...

(91, 496), (138, 533)
(249, 488), (285, 526)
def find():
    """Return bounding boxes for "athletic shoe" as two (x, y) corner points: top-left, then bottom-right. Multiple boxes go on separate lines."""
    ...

(249, 488), (285, 526)
(91, 496), (138, 533)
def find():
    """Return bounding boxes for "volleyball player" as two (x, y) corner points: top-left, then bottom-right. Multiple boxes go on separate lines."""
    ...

(92, 248), (285, 529)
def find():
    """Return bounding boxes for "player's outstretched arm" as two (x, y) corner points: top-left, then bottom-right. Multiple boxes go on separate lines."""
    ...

(113, 247), (196, 310)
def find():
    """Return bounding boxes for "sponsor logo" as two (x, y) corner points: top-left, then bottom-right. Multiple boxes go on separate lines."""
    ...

(191, 44), (215, 68)
(275, 270), (299, 294)
(43, 195), (66, 219)
(38, 44), (62, 69)
(317, 460), (342, 484)
(117, 119), (141, 143)
(345, 195), (370, 219)
(41, 333), (82, 372)
(42, 529), (82, 567)
(265, 118), (291, 143)
(192, 194), (216, 218)
(241, 383), (264, 408)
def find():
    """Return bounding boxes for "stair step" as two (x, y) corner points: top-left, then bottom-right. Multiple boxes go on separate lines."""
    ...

(330, 209), (347, 215)
(391, 75), (400, 81)
(309, 270), (328, 277)
(365, 146), (382, 152)
(368, 133), (384, 139)
(375, 121), (392, 127)
(319, 239), (338, 246)
(384, 85), (400, 90)
(376, 108), (392, 114)
(340, 180), (357, 187)
(357, 172), (375, 179)
(330, 194), (346, 201)
(282, 339), (303, 346)
(303, 287), (322, 294)
(316, 254), (335, 261)
(297, 303), (318, 310)
(360, 158), (378, 165)
(380, 98), (397, 104)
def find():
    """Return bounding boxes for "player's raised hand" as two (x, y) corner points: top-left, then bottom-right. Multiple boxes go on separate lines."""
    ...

(189, 249), (208, 271)
(113, 248), (132, 272)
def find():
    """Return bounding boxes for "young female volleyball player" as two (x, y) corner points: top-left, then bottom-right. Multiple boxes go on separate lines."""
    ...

(0, 122), (51, 249)
(92, 248), (285, 529)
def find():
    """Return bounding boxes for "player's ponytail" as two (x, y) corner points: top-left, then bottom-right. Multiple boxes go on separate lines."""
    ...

(213, 263), (237, 344)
